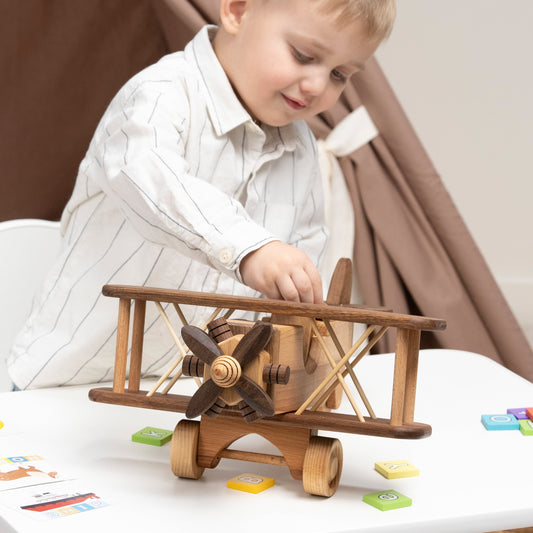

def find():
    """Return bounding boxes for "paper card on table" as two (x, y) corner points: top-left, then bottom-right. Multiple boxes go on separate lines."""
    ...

(0, 481), (109, 521)
(0, 455), (73, 491)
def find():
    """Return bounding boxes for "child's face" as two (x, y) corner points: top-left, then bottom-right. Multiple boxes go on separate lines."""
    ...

(217, 0), (379, 127)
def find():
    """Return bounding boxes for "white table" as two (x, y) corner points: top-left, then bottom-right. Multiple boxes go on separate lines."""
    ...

(1, 349), (532, 533)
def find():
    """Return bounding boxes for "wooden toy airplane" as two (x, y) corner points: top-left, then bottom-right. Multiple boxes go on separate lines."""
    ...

(89, 258), (446, 497)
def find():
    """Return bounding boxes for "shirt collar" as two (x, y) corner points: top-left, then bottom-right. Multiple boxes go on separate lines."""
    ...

(185, 25), (302, 151)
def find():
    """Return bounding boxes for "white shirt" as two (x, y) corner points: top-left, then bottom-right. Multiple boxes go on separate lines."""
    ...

(8, 26), (327, 389)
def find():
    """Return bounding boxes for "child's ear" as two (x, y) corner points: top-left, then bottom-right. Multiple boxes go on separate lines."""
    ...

(219, 0), (249, 34)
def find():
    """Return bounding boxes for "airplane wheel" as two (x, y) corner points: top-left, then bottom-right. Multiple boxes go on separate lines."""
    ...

(302, 436), (343, 497)
(170, 420), (204, 479)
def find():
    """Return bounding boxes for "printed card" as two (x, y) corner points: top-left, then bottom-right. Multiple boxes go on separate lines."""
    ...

(0, 455), (72, 491)
(0, 481), (109, 521)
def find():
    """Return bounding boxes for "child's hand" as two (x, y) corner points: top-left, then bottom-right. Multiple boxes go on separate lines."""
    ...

(240, 241), (323, 304)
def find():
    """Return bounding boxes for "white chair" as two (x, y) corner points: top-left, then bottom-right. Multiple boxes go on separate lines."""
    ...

(0, 219), (60, 391)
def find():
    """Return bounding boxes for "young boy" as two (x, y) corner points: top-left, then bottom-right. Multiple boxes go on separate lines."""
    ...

(7, 0), (396, 389)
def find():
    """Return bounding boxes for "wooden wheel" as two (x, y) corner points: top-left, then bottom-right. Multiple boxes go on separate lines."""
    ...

(302, 436), (343, 497)
(170, 420), (204, 479)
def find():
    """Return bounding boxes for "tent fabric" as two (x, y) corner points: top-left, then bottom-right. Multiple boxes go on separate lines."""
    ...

(2, 0), (532, 382)
(1, 0), (168, 221)
(312, 62), (533, 380)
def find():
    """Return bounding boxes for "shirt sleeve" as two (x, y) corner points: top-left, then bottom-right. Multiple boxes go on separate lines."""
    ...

(88, 75), (276, 278)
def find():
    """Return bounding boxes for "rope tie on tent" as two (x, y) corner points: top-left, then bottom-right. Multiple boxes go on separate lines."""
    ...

(317, 106), (378, 304)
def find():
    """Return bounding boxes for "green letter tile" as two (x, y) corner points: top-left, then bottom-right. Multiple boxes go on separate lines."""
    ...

(363, 490), (412, 511)
(132, 426), (173, 446)
(519, 419), (533, 436)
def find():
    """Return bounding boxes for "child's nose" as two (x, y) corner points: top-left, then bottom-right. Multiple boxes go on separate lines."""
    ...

(300, 71), (328, 97)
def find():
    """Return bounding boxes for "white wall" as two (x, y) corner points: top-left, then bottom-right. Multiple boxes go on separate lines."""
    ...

(375, 0), (533, 348)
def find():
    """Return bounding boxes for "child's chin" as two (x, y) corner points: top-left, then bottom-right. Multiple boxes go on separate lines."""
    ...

(259, 114), (297, 128)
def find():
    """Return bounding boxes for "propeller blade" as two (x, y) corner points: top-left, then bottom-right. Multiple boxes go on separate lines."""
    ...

(234, 375), (275, 417)
(185, 379), (222, 419)
(182, 325), (220, 365)
(232, 322), (273, 367)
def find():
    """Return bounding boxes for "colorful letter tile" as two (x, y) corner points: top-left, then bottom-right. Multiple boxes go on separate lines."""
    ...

(519, 419), (533, 436)
(363, 490), (412, 511)
(131, 426), (173, 446)
(481, 414), (519, 430)
(527, 408), (533, 421)
(507, 408), (529, 420)
(375, 460), (419, 479)
(227, 473), (275, 494)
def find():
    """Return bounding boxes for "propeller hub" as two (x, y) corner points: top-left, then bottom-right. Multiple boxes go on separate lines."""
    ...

(210, 355), (242, 388)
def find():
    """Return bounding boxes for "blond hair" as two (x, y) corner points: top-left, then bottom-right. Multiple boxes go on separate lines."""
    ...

(312, 0), (396, 42)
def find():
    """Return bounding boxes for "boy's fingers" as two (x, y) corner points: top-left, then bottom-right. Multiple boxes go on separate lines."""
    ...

(272, 267), (323, 304)
(289, 269), (314, 304)
(239, 241), (324, 304)
(303, 263), (324, 304)
(276, 274), (301, 303)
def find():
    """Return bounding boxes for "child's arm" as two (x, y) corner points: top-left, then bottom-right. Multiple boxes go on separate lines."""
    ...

(240, 241), (323, 304)
(82, 64), (327, 299)
(86, 78), (278, 281)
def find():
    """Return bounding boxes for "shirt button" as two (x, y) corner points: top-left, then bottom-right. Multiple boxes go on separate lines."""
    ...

(218, 249), (233, 264)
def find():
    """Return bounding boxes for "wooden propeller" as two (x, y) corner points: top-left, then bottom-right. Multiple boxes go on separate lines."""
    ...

(182, 322), (275, 420)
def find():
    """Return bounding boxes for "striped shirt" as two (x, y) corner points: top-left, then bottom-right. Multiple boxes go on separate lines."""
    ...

(7, 26), (327, 389)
